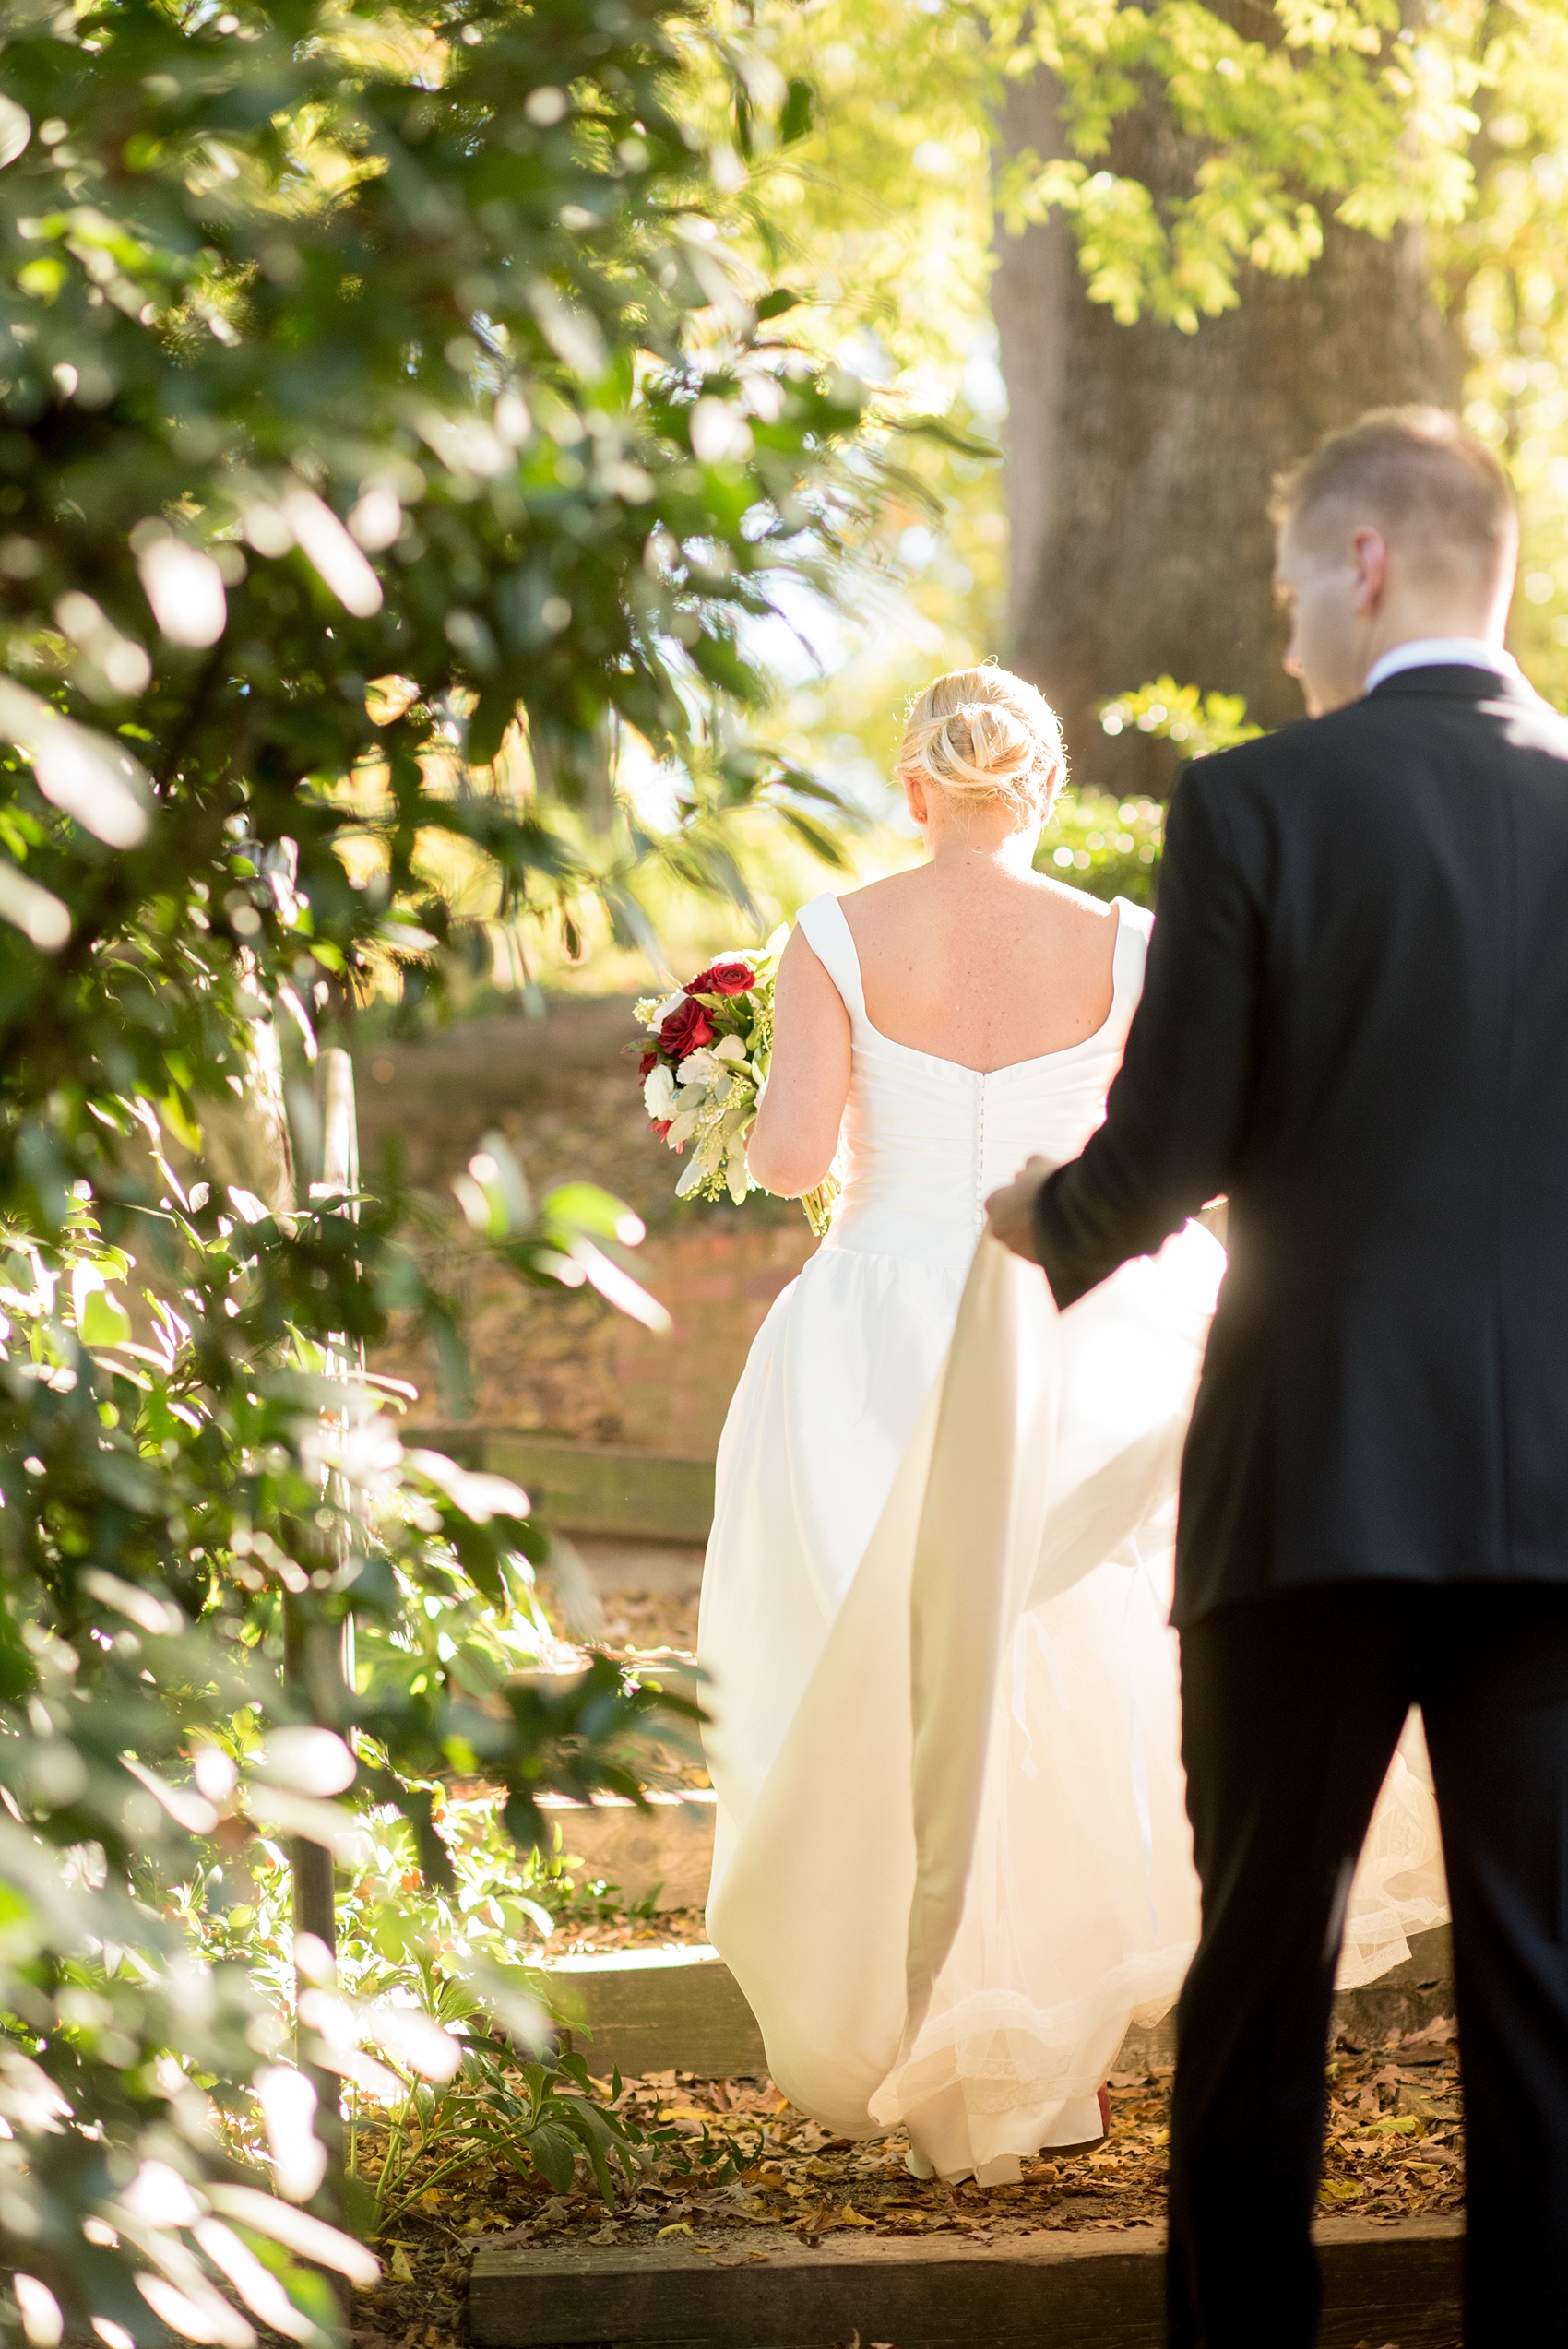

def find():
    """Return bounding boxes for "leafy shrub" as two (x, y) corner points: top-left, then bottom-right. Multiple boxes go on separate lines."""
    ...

(0, 0), (880, 2337)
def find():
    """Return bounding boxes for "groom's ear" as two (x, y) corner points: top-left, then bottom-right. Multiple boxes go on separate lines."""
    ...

(1350, 527), (1389, 617)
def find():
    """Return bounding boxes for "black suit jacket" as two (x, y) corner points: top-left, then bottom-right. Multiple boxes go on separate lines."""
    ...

(1035, 665), (1568, 1626)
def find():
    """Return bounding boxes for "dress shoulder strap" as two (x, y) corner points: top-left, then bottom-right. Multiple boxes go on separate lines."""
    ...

(1111, 896), (1153, 1009)
(794, 894), (867, 1019)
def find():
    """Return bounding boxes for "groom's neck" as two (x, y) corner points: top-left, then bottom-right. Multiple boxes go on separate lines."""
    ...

(1357, 566), (1514, 684)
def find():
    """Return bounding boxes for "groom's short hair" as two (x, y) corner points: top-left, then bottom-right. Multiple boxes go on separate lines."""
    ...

(1272, 408), (1515, 575)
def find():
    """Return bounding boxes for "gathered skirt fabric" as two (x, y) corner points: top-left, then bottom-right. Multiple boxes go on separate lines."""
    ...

(699, 1228), (1449, 2181)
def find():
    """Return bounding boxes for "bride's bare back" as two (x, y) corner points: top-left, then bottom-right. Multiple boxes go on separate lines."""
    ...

(843, 863), (1118, 1070)
(748, 665), (1124, 1199)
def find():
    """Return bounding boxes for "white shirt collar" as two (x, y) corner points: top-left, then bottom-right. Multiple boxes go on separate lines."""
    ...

(1363, 638), (1519, 694)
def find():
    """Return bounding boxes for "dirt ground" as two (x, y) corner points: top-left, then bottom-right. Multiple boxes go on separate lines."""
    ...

(349, 2018), (1463, 2349)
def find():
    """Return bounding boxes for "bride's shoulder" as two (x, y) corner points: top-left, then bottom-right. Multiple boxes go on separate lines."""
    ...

(1027, 874), (1137, 951)
(837, 868), (922, 913)
(792, 872), (915, 929)
(1036, 873), (1123, 919)
(829, 868), (931, 947)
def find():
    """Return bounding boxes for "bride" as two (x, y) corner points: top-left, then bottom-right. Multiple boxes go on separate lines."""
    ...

(696, 664), (1446, 2187)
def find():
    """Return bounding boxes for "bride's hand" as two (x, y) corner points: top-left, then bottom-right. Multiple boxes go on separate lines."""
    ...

(985, 1155), (1060, 1263)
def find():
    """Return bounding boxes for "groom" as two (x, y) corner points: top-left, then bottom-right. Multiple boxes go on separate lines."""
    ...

(988, 407), (1568, 2345)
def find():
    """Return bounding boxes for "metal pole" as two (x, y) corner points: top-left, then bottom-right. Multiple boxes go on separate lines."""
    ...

(286, 1045), (368, 2297)
(317, 1047), (360, 1200)
(290, 1049), (362, 1978)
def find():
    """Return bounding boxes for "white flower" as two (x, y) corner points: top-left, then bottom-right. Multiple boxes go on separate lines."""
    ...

(651, 989), (687, 1026)
(643, 1064), (678, 1120)
(678, 1049), (717, 1087)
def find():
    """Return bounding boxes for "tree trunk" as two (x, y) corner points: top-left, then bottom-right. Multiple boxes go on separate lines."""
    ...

(992, 72), (1463, 790)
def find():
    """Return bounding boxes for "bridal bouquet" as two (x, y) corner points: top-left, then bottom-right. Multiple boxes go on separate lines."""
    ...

(635, 933), (839, 1235)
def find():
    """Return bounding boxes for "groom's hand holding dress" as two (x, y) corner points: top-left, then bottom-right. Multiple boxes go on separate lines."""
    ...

(991, 409), (1568, 2349)
(984, 1153), (1056, 1260)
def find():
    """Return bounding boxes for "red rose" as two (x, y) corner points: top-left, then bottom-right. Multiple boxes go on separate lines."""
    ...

(686, 959), (755, 998)
(659, 998), (715, 1058)
(638, 1050), (659, 1076)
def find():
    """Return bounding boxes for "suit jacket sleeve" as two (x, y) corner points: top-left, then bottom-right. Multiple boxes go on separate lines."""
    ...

(1034, 760), (1261, 1308)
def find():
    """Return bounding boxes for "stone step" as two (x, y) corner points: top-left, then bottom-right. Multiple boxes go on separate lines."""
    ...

(540, 1792), (717, 1913)
(543, 1928), (1455, 2085)
(470, 2213), (1462, 2348)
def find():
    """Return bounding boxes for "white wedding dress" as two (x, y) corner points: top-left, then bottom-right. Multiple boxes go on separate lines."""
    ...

(698, 889), (1447, 2184)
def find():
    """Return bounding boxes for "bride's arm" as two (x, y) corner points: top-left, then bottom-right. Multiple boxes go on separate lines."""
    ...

(746, 929), (851, 1197)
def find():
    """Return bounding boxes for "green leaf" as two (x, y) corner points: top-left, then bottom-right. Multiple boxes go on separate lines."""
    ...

(79, 1288), (133, 1347)
(780, 77), (816, 144)
(540, 1181), (641, 1241)
(467, 691), (520, 770)
(528, 2126), (578, 2193)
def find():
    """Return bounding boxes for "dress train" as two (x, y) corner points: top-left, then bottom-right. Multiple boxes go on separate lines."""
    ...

(706, 1232), (1447, 2181)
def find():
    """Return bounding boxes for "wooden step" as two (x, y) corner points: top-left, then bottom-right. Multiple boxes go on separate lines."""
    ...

(542, 1928), (1455, 2085)
(548, 1945), (765, 2080)
(409, 1430), (715, 1544)
(470, 2212), (1462, 2348)
(541, 1792), (716, 1913)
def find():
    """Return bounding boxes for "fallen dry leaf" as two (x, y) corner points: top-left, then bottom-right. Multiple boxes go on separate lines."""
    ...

(346, 2021), (1464, 2349)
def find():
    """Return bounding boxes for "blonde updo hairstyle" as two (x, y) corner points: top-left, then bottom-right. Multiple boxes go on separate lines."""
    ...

(895, 665), (1065, 829)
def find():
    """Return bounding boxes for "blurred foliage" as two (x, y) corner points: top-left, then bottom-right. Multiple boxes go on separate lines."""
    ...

(628, 0), (1012, 816)
(181, 1780), (707, 2233)
(0, 0), (888, 2339)
(1038, 682), (1258, 901)
(1099, 678), (1262, 760)
(1036, 785), (1165, 908)
(694, 0), (1568, 764)
(495, 800), (912, 994)
(988, 0), (1480, 336)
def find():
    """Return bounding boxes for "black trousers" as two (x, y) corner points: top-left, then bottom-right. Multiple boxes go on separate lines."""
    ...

(1168, 1581), (1568, 2348)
